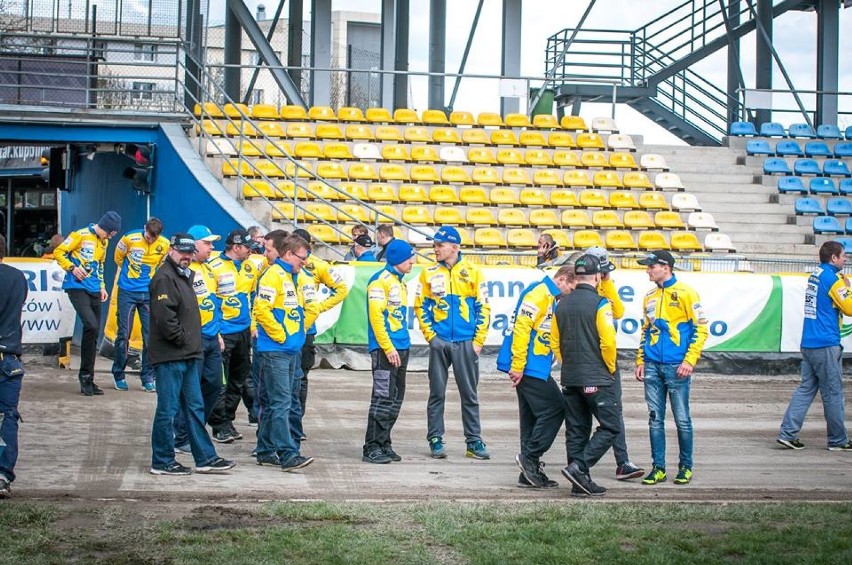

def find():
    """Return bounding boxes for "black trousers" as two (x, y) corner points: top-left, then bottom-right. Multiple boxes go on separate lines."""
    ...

(363, 348), (408, 453)
(516, 376), (565, 460)
(563, 383), (621, 473)
(66, 289), (102, 380)
(611, 371), (630, 465)
(299, 333), (316, 415)
(209, 328), (254, 431)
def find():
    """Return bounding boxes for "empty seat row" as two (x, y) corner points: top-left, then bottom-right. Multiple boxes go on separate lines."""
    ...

(763, 158), (852, 177)
(748, 140), (852, 158)
(778, 177), (852, 195)
(731, 121), (851, 140)
(794, 197), (852, 216)
(813, 216), (852, 235)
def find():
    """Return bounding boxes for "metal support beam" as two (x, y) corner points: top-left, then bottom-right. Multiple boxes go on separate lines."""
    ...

(380, 0), (396, 108)
(815, 0), (839, 126)
(754, 0), (773, 126)
(311, 0), (332, 106)
(447, 0), (484, 113)
(243, 0), (287, 105)
(428, 0), (446, 110)
(500, 0), (522, 116)
(724, 0), (745, 124)
(225, 0), (307, 108)
(288, 0), (303, 94)
(394, 0), (410, 109)
(224, 6), (242, 102)
(183, 0), (203, 110)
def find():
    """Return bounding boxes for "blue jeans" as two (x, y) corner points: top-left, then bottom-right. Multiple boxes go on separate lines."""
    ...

(174, 336), (223, 447)
(0, 356), (24, 483)
(256, 351), (300, 464)
(643, 362), (693, 470)
(111, 289), (153, 384)
(779, 346), (849, 447)
(151, 360), (218, 469)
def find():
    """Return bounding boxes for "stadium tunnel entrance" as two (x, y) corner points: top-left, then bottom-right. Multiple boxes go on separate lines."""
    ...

(0, 144), (58, 257)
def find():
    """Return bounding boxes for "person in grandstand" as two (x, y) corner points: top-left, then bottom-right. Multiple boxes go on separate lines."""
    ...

(0, 234), (28, 498)
(777, 240), (852, 452)
(148, 233), (235, 476)
(374, 224), (395, 262)
(536, 233), (560, 267)
(634, 250), (708, 486)
(111, 217), (168, 393)
(253, 232), (319, 471)
(497, 264), (576, 488)
(53, 211), (122, 396)
(292, 229), (349, 437)
(352, 234), (378, 262)
(343, 225), (369, 261)
(414, 226), (491, 460)
(362, 239), (417, 464)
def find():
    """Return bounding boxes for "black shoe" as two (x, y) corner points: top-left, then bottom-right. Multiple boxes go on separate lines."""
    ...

(777, 438), (805, 450)
(212, 430), (235, 444)
(228, 423), (243, 440)
(570, 484), (589, 497)
(383, 446), (402, 462)
(282, 455), (314, 472)
(196, 457), (236, 473)
(256, 454), (281, 466)
(561, 462), (606, 496)
(616, 461), (645, 481)
(517, 472), (559, 489)
(363, 448), (392, 464)
(91, 382), (104, 395)
(0, 477), (10, 498)
(79, 376), (94, 396)
(150, 462), (192, 476)
(516, 453), (545, 488)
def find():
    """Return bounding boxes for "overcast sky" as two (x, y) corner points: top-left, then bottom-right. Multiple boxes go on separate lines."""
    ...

(208, 0), (851, 144)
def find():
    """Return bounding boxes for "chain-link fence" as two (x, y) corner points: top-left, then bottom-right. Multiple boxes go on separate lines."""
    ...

(339, 43), (380, 110)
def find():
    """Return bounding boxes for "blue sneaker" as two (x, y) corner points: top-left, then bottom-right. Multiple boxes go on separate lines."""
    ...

(429, 437), (447, 459)
(142, 382), (156, 393)
(114, 379), (128, 391)
(466, 440), (490, 460)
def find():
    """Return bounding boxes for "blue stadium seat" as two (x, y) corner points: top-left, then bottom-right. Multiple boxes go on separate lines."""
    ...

(810, 178), (838, 195)
(746, 139), (772, 155)
(813, 216), (843, 234)
(817, 124), (842, 139)
(775, 140), (803, 156)
(729, 121), (758, 136)
(841, 179), (852, 196)
(834, 143), (852, 158)
(778, 176), (807, 194)
(788, 123), (816, 138)
(846, 126), (852, 140)
(763, 157), (791, 175)
(804, 141), (832, 157)
(760, 122), (786, 137)
(795, 197), (824, 215)
(794, 158), (821, 176)
(824, 159), (852, 177)
(826, 198), (852, 216)
(837, 234), (852, 248)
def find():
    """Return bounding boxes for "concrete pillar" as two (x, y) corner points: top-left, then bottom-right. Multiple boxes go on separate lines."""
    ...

(501, 0), (522, 116)
(380, 0), (395, 109)
(754, 0), (772, 126)
(428, 0), (446, 111)
(311, 0), (332, 106)
(815, 0), (839, 126)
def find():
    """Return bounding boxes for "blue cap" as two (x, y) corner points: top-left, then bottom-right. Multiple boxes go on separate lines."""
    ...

(432, 226), (462, 244)
(187, 225), (221, 242)
(97, 211), (122, 234)
(385, 239), (415, 266)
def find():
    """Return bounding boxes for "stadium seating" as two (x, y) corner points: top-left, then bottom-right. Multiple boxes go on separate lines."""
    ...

(623, 172), (654, 190)
(433, 128), (461, 144)
(550, 190), (579, 207)
(687, 212), (719, 230)
(809, 178), (838, 195)
(324, 143), (354, 160)
(543, 229), (572, 249)
(315, 124), (345, 140)
(841, 179), (852, 195)
(449, 111), (475, 126)
(562, 210), (593, 228)
(824, 160), (852, 177)
(507, 228), (538, 247)
(759, 122), (786, 137)
(654, 172), (685, 190)
(638, 192), (668, 210)
(846, 126), (852, 139)
(402, 206), (433, 225)
(374, 125), (402, 141)
(590, 117), (619, 133)
(638, 231), (669, 250)
(430, 185), (460, 204)
(827, 198), (852, 216)
(560, 116), (588, 131)
(640, 154), (669, 171)
(813, 216), (844, 234)
(777, 177), (807, 194)
(794, 197), (824, 215)
(817, 124), (842, 139)
(576, 133), (606, 150)
(654, 211), (686, 229)
(593, 171), (623, 188)
(519, 131), (547, 147)
(466, 208), (498, 226)
(434, 207), (465, 225)
(670, 231), (703, 252)
(837, 235), (852, 249)
(607, 134), (636, 151)
(553, 151), (582, 168)
(592, 210), (623, 229)
(474, 227), (506, 247)
(670, 193), (701, 212)
(788, 123), (816, 138)
(422, 109), (450, 125)
(746, 140), (772, 156)
(497, 208), (528, 227)
(804, 141), (832, 157)
(405, 126), (431, 143)
(605, 230), (637, 250)
(532, 114), (559, 129)
(775, 140), (803, 157)
(703, 233), (736, 252)
(398, 184), (428, 203)
(548, 132), (576, 148)
(609, 191), (640, 209)
(609, 152), (640, 170)
(460, 186), (490, 204)
(573, 230), (604, 248)
(579, 189), (608, 208)
(307, 224), (340, 244)
(529, 209), (561, 228)
(368, 184), (398, 202)
(491, 187), (521, 205)
(729, 121), (758, 136)
(251, 104), (279, 120)
(834, 143), (852, 157)
(478, 112), (506, 127)
(520, 188), (549, 206)
(763, 158), (791, 175)
(337, 107), (366, 122)
(624, 210), (655, 229)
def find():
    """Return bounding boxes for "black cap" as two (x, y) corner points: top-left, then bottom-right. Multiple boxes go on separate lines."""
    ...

(574, 254), (601, 275)
(637, 250), (676, 268)
(170, 233), (197, 254)
(226, 229), (250, 246)
(293, 228), (312, 244)
(354, 234), (374, 247)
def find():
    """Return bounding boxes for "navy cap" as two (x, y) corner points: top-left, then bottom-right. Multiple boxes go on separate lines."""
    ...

(637, 250), (676, 268)
(574, 254), (601, 275)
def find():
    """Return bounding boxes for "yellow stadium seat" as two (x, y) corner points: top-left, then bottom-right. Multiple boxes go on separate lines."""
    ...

(460, 186), (490, 205)
(579, 189), (608, 208)
(638, 231), (670, 250)
(307, 224), (340, 244)
(466, 208), (499, 226)
(264, 140), (292, 158)
(543, 229), (572, 249)
(581, 152), (609, 169)
(562, 210), (593, 228)
(305, 203), (337, 223)
(224, 103), (249, 118)
(553, 150), (582, 167)
(242, 181), (275, 199)
(671, 231), (704, 252)
(524, 149), (553, 167)
(497, 148), (524, 166)
(404, 126), (431, 143)
(345, 124), (375, 141)
(399, 184), (430, 203)
(609, 191), (640, 209)
(271, 203), (303, 222)
(337, 107), (366, 122)
(283, 161), (314, 179)
(275, 181), (306, 200)
(381, 144), (410, 162)
(477, 112), (505, 127)
(337, 204), (371, 224)
(430, 185), (460, 204)
(609, 152), (639, 170)
(462, 128), (490, 145)
(347, 162), (379, 181)
(422, 109), (450, 125)
(256, 121), (285, 138)
(573, 230), (604, 249)
(226, 120), (258, 137)
(639, 192), (669, 210)
(377, 209), (402, 224)
(285, 123), (314, 138)
(236, 140), (263, 157)
(564, 170), (594, 188)
(280, 105), (308, 120)
(520, 188), (550, 206)
(605, 230), (638, 250)
(433, 128), (462, 144)
(474, 227), (507, 247)
(441, 166), (471, 184)
(374, 125), (403, 142)
(498, 208), (528, 227)
(592, 210), (624, 229)
(323, 142), (354, 160)
(468, 147), (497, 164)
(577, 132), (606, 150)
(560, 115), (588, 131)
(196, 102), (224, 118)
(402, 206), (433, 224)
(590, 116), (619, 133)
(505, 113), (533, 128)
(367, 183), (398, 202)
(623, 171), (655, 190)
(223, 159), (252, 178)
(439, 146), (468, 163)
(548, 131), (576, 148)
(529, 209), (561, 228)
(409, 165), (441, 183)
(308, 106), (336, 121)
(251, 104), (279, 120)
(315, 162), (347, 180)
(491, 130), (519, 146)
(550, 190), (579, 207)
(519, 131), (547, 147)
(532, 114), (560, 129)
(490, 187), (520, 205)
(393, 108), (420, 124)
(379, 163), (410, 182)
(502, 168), (533, 186)
(306, 181), (340, 201)
(449, 111), (476, 126)
(339, 182), (369, 202)
(294, 141), (323, 159)
(256, 159), (288, 178)
(472, 167), (501, 185)
(593, 171), (624, 189)
(411, 146), (440, 162)
(434, 207), (466, 225)
(352, 142), (381, 160)
(507, 228), (538, 247)
(366, 107), (394, 123)
(623, 210), (656, 229)
(315, 124), (345, 140)
(654, 211), (686, 229)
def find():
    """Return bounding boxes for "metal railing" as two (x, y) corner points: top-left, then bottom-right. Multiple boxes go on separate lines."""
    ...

(735, 87), (852, 128)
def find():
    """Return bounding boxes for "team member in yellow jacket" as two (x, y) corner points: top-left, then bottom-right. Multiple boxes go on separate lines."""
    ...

(253, 232), (319, 471)
(414, 226), (491, 460)
(111, 217), (168, 392)
(635, 250), (708, 486)
(362, 240), (416, 464)
(54, 211), (122, 396)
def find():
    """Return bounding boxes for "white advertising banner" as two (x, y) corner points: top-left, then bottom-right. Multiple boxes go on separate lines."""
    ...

(6, 258), (75, 344)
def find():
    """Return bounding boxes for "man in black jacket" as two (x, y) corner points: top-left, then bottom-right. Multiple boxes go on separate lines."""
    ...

(552, 254), (620, 497)
(148, 233), (234, 476)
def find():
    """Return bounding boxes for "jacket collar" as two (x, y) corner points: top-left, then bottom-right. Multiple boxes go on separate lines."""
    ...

(658, 274), (678, 289)
(385, 263), (405, 280)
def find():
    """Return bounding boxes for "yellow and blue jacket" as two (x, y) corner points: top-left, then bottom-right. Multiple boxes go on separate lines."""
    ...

(114, 230), (169, 293)
(801, 262), (852, 348)
(637, 275), (708, 366)
(54, 224), (108, 294)
(254, 259), (319, 354)
(367, 265), (410, 354)
(414, 254), (491, 346)
(209, 254), (252, 334)
(599, 277), (625, 320)
(496, 276), (560, 380)
(303, 254), (349, 336)
(189, 259), (223, 339)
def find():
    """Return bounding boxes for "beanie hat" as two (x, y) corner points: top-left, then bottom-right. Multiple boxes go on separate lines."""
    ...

(293, 228), (312, 243)
(98, 211), (122, 234)
(385, 239), (415, 267)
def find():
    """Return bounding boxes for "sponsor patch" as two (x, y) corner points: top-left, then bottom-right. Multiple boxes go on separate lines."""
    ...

(257, 284), (275, 303)
(156, 293), (168, 301)
(368, 286), (386, 301)
(518, 301), (539, 319)
(583, 386), (598, 395)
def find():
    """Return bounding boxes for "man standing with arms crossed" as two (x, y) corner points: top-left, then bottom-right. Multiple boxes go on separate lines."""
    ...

(778, 240), (852, 451)
(635, 250), (708, 486)
(111, 217), (168, 392)
(415, 226), (491, 460)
